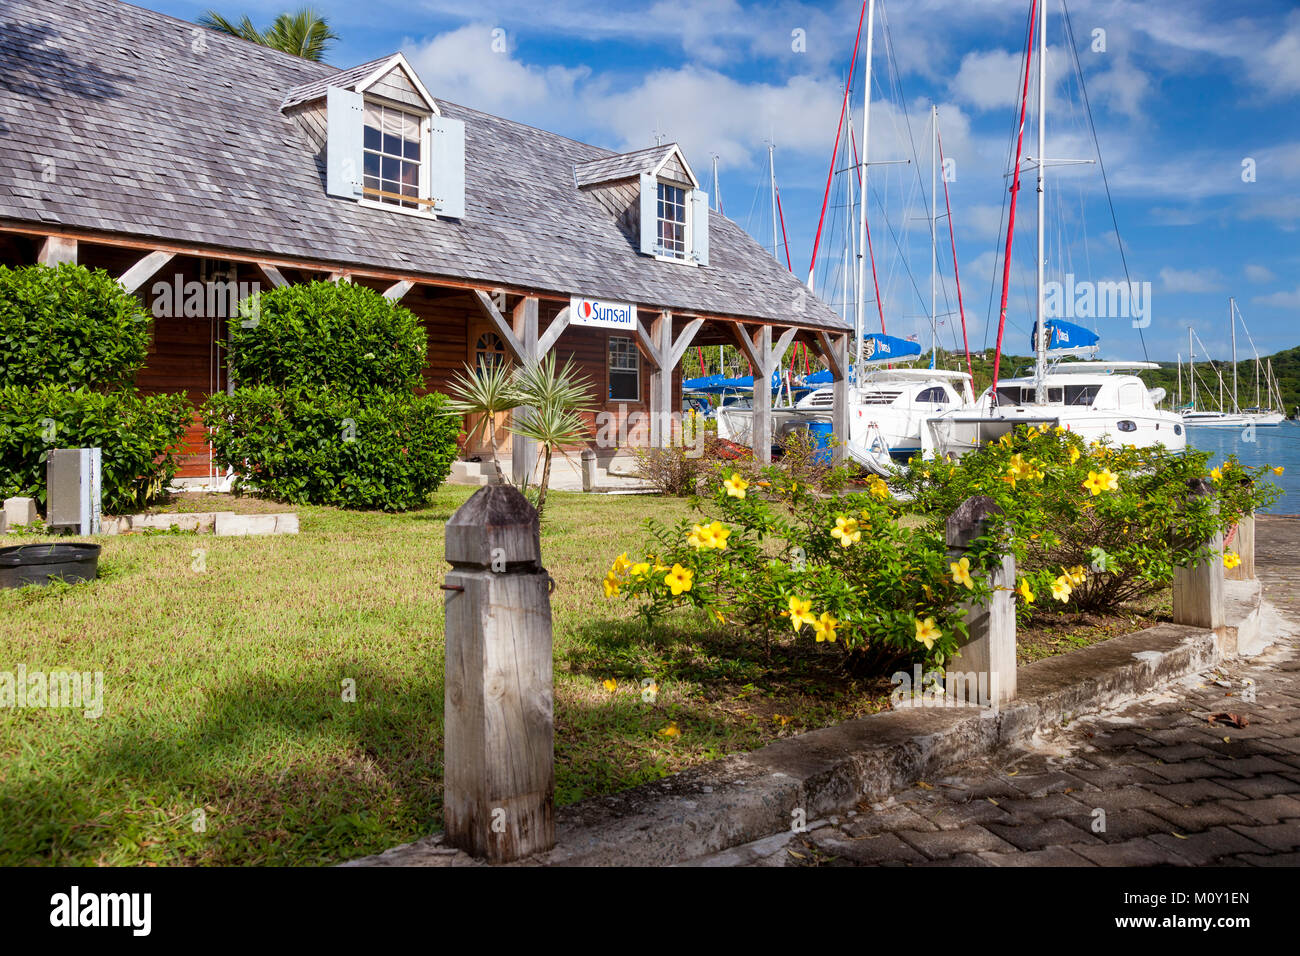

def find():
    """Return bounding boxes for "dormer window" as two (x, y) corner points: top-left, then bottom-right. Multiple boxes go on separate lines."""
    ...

(656, 182), (688, 260)
(363, 102), (426, 210)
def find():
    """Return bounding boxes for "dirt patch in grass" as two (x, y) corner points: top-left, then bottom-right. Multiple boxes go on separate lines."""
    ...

(137, 492), (298, 516)
(1015, 589), (1173, 665)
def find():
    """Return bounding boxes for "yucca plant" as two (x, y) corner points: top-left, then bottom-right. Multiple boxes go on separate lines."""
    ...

(443, 361), (522, 485)
(509, 353), (594, 517)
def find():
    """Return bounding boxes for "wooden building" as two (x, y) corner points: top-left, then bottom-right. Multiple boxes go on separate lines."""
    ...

(0, 0), (851, 484)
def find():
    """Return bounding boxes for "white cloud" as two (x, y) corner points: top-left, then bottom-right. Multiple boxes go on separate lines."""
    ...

(1254, 285), (1300, 309)
(1160, 267), (1223, 293)
(1245, 264), (1276, 283)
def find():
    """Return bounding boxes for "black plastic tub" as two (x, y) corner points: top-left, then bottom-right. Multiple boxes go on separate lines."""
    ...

(0, 543), (101, 588)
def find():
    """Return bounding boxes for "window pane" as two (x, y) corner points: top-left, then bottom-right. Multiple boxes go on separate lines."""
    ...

(404, 137), (420, 160)
(382, 132), (401, 157)
(610, 371), (638, 401)
(401, 162), (419, 187)
(382, 156), (400, 181)
(364, 152), (380, 177)
(364, 125), (381, 151)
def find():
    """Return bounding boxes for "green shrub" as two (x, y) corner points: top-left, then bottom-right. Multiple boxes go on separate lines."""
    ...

(202, 387), (458, 510)
(0, 385), (192, 513)
(0, 263), (152, 389)
(228, 281), (427, 398)
(892, 426), (1281, 614)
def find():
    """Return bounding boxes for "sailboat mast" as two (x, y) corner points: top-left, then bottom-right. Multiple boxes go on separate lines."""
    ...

(844, 105), (856, 334)
(711, 155), (721, 213)
(931, 103), (938, 368)
(1231, 296), (1239, 413)
(768, 144), (778, 260)
(1177, 353), (1182, 408)
(1189, 326), (1196, 409)
(1033, 0), (1048, 402)
(855, 0), (877, 369)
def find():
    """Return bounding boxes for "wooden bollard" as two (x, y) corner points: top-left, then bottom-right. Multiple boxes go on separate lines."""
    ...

(443, 485), (554, 862)
(1172, 478), (1225, 629)
(580, 448), (597, 493)
(945, 495), (1016, 707)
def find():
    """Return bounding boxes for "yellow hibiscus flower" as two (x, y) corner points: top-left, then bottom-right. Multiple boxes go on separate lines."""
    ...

(830, 515), (861, 548)
(813, 611), (839, 643)
(602, 572), (620, 598)
(788, 596), (817, 632)
(1224, 551), (1241, 570)
(1017, 578), (1035, 605)
(1050, 575), (1073, 602)
(723, 472), (749, 499)
(1083, 469), (1119, 496)
(914, 616), (942, 650)
(950, 556), (975, 590)
(664, 564), (694, 596)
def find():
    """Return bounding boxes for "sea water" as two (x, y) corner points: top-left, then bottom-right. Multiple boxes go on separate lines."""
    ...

(1187, 421), (1299, 514)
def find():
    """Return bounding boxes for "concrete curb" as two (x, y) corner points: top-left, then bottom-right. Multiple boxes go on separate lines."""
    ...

(344, 580), (1264, 868)
(99, 511), (299, 536)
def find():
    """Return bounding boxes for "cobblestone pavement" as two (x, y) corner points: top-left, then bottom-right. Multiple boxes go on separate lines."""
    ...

(738, 519), (1300, 867)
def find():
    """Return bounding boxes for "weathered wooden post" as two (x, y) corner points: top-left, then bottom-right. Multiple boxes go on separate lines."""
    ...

(945, 495), (1017, 707)
(443, 485), (554, 862)
(580, 448), (597, 493)
(1172, 478), (1225, 629)
(1225, 477), (1255, 582)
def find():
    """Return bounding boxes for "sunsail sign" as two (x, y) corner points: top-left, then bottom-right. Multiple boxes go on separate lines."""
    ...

(569, 295), (637, 329)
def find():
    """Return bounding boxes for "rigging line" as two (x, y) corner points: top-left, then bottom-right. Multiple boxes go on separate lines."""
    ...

(848, 125), (888, 334)
(937, 120), (973, 380)
(1061, 0), (1146, 362)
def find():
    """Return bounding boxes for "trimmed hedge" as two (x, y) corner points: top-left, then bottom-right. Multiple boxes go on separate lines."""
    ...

(0, 385), (192, 513)
(0, 263), (152, 389)
(202, 387), (458, 511)
(228, 281), (427, 398)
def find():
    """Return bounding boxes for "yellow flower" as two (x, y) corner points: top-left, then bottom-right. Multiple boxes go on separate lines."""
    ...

(723, 472), (749, 499)
(914, 616), (941, 651)
(788, 596), (816, 632)
(664, 564), (693, 595)
(712, 608), (727, 624)
(1017, 578), (1035, 605)
(998, 433), (1014, 448)
(708, 521), (731, 550)
(950, 556), (974, 590)
(1224, 551), (1242, 570)
(630, 562), (651, 577)
(1050, 575), (1073, 602)
(869, 477), (890, 500)
(1066, 565), (1087, 586)
(1273, 466), (1285, 476)
(602, 678), (617, 692)
(659, 721), (681, 738)
(1210, 467), (1222, 482)
(1068, 446), (1081, 464)
(1083, 469), (1118, 496)
(610, 552), (632, 577)
(602, 572), (620, 598)
(830, 515), (861, 548)
(1053, 425), (1066, 435)
(688, 522), (731, 550)
(813, 611), (839, 643)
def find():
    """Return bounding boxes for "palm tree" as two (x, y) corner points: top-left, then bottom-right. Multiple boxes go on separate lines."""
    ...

(198, 7), (339, 61)
(509, 354), (594, 517)
(443, 360), (522, 485)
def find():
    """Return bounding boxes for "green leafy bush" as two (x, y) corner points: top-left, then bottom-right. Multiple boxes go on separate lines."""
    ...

(603, 467), (992, 675)
(0, 263), (152, 389)
(0, 384), (192, 512)
(892, 425), (1280, 614)
(202, 387), (458, 510)
(228, 281), (427, 398)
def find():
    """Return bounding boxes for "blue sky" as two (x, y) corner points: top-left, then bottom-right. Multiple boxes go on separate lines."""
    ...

(145, 0), (1299, 363)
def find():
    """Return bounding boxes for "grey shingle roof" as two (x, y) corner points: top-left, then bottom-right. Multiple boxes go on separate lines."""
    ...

(573, 145), (676, 188)
(0, 0), (848, 331)
(280, 55), (392, 110)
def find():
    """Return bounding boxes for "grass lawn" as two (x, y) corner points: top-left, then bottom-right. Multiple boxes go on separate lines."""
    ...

(0, 486), (893, 866)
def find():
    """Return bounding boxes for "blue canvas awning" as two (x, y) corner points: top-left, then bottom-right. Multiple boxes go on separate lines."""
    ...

(1031, 320), (1101, 353)
(860, 333), (922, 365)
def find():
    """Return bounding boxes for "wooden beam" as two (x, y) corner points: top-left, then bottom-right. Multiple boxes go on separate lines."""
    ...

(117, 250), (175, 294)
(729, 323), (764, 372)
(328, 271), (352, 284)
(512, 297), (541, 485)
(649, 312), (674, 447)
(753, 325), (773, 465)
(257, 263), (290, 288)
(769, 326), (798, 368)
(383, 279), (414, 301)
(536, 306), (571, 357)
(37, 236), (77, 266)
(667, 317), (706, 368)
(812, 330), (844, 380)
(471, 289), (526, 363)
(635, 310), (664, 369)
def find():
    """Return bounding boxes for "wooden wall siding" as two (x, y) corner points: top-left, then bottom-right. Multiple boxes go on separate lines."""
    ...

(367, 67), (427, 111)
(659, 154), (693, 186)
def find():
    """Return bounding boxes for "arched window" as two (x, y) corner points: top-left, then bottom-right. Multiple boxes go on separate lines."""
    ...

(475, 331), (506, 372)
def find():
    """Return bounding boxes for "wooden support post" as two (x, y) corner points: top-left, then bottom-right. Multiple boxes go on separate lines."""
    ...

(945, 495), (1017, 707)
(752, 326), (773, 464)
(650, 312), (674, 447)
(1226, 478), (1256, 582)
(511, 297), (539, 487)
(382, 279), (414, 301)
(443, 485), (554, 863)
(37, 236), (77, 266)
(117, 250), (175, 294)
(1173, 478), (1225, 630)
(255, 262), (290, 288)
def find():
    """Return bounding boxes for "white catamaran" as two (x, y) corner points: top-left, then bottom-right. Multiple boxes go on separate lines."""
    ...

(1181, 299), (1285, 427)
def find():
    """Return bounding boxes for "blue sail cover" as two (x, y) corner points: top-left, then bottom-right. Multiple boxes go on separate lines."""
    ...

(860, 333), (922, 365)
(1031, 320), (1100, 353)
(683, 370), (782, 393)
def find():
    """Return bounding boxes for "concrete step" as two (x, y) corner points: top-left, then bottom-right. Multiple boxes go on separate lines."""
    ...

(448, 460), (493, 486)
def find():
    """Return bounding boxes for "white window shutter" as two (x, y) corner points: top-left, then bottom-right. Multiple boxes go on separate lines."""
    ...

(326, 86), (364, 199)
(429, 115), (466, 219)
(690, 189), (709, 265)
(639, 172), (657, 256)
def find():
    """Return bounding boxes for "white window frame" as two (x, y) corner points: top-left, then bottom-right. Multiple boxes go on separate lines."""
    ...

(608, 335), (641, 403)
(358, 98), (434, 218)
